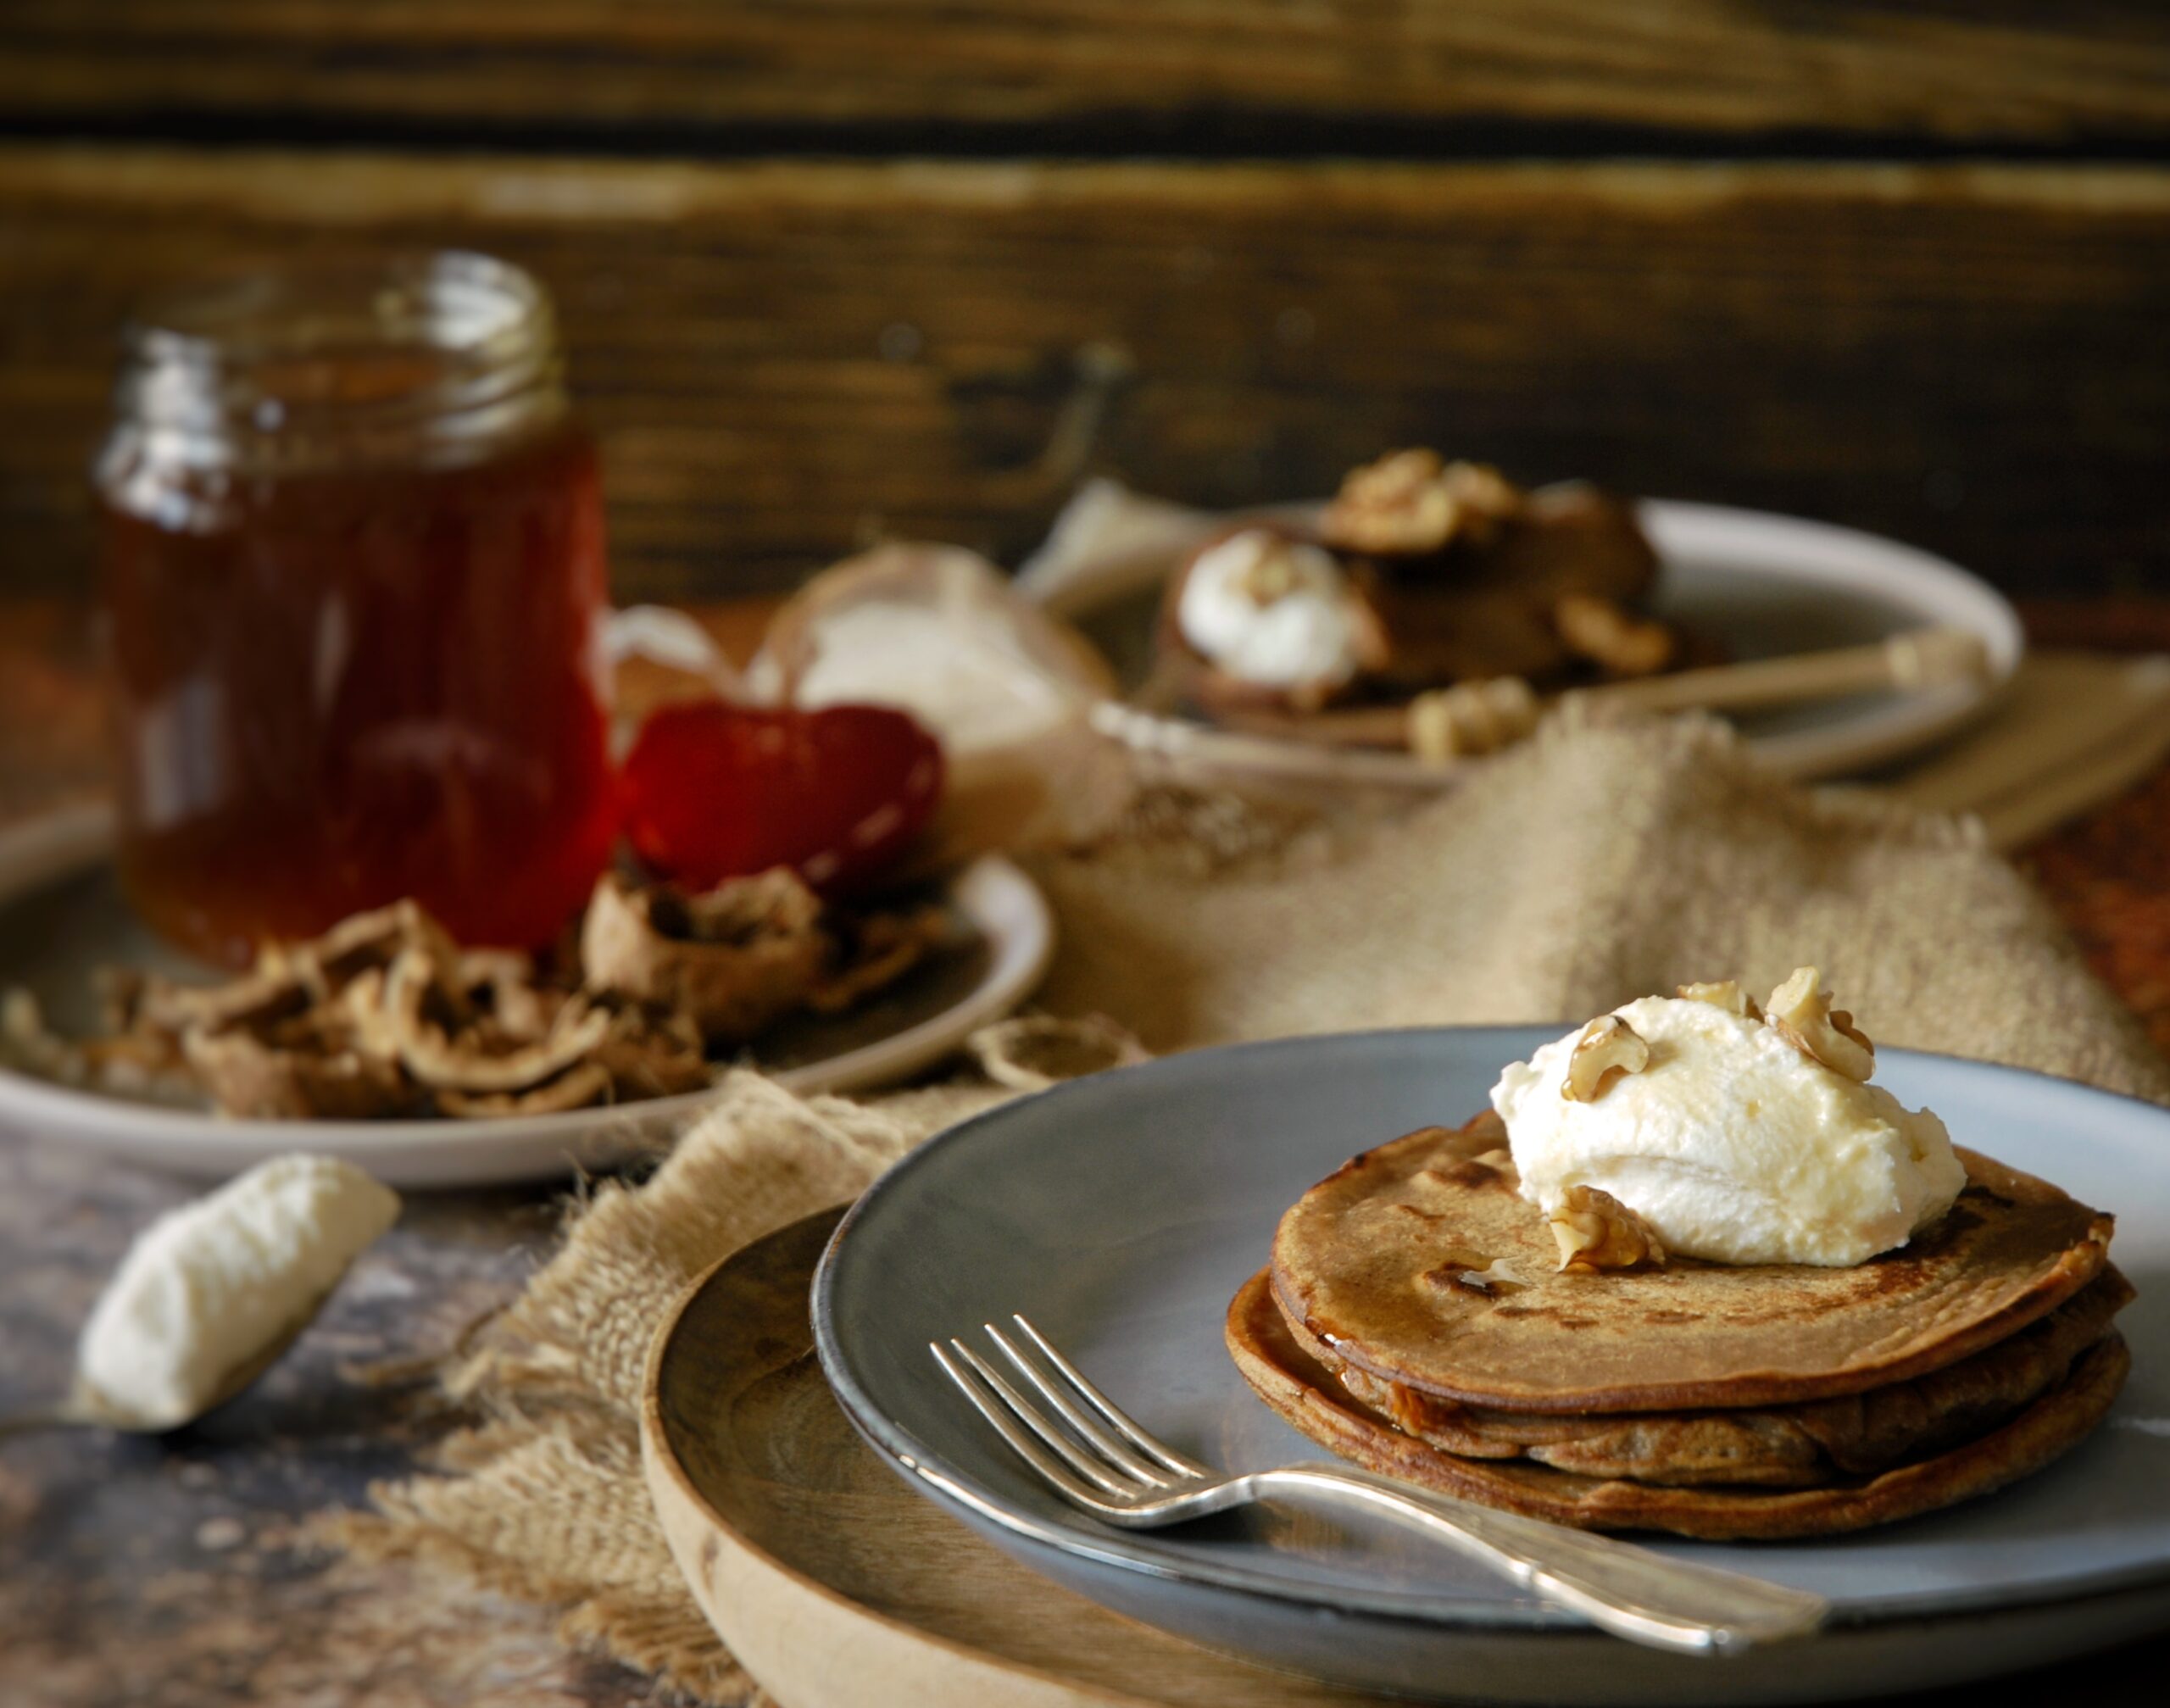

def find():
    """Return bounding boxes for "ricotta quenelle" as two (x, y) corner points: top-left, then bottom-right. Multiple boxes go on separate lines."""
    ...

(78, 1154), (401, 1427)
(1490, 975), (1965, 1267)
(1175, 530), (1368, 691)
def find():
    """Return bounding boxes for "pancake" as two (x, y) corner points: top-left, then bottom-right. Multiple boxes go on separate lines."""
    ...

(1350, 483), (1662, 692)
(1287, 1268), (2134, 1488)
(1271, 1114), (2115, 1413)
(1227, 1266), (2132, 1539)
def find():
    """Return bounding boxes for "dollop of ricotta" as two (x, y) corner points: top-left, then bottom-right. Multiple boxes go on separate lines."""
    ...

(1490, 986), (1965, 1267)
(78, 1154), (401, 1427)
(1175, 530), (1366, 690)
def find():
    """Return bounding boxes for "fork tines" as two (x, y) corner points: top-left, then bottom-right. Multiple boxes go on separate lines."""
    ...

(932, 1315), (1206, 1508)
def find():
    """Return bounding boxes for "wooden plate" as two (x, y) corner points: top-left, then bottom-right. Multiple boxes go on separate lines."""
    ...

(639, 1207), (1383, 1708)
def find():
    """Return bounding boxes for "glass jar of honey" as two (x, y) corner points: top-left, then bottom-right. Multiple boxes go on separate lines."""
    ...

(94, 253), (615, 966)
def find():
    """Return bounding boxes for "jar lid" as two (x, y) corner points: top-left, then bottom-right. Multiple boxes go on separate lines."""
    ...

(103, 251), (567, 483)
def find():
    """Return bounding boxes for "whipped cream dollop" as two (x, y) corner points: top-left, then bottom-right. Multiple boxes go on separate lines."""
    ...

(1175, 529), (1367, 690)
(78, 1154), (401, 1427)
(1490, 976), (1965, 1267)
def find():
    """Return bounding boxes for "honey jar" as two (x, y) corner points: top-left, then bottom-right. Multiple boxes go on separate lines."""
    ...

(93, 253), (615, 965)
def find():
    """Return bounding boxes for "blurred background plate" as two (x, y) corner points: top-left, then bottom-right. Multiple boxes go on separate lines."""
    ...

(0, 804), (1053, 1188)
(1040, 500), (2024, 787)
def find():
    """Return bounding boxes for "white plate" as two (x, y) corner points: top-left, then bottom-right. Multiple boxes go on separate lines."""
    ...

(816, 1028), (2168, 1703)
(1042, 499), (2024, 786)
(0, 804), (1053, 1188)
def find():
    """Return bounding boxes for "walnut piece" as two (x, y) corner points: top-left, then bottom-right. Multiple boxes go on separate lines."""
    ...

(1553, 591), (1676, 677)
(1549, 1185), (1668, 1273)
(1405, 676), (1539, 760)
(436, 1060), (615, 1119)
(1676, 979), (1763, 1021)
(1225, 531), (1311, 605)
(3, 988), (197, 1104)
(25, 863), (958, 1121)
(1765, 965), (1875, 1082)
(1321, 449), (1524, 556)
(167, 903), (636, 1120)
(182, 1024), (421, 1121)
(806, 904), (953, 1015)
(580, 869), (830, 1044)
(968, 1013), (1149, 1092)
(1561, 1015), (1650, 1102)
(356, 947), (614, 1095)
(588, 1003), (711, 1101)
(453, 948), (564, 1042)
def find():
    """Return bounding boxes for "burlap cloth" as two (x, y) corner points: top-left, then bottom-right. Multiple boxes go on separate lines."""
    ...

(323, 715), (2170, 1704)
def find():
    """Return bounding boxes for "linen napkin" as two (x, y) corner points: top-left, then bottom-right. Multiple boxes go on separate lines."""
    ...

(324, 713), (2170, 1705)
(1879, 651), (2170, 850)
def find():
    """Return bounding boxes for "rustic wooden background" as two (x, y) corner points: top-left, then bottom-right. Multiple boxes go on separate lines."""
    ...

(2, 2), (2168, 604)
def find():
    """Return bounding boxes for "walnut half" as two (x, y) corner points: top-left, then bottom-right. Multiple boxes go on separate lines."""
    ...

(1320, 449), (1523, 556)
(1765, 965), (1875, 1082)
(1549, 1185), (1667, 1273)
(1561, 1015), (1650, 1102)
(1405, 676), (1540, 760)
(1554, 592), (1675, 678)
(1676, 979), (1762, 1021)
(580, 869), (828, 1045)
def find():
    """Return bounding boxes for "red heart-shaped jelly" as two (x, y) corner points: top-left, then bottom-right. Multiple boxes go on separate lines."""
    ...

(620, 700), (944, 894)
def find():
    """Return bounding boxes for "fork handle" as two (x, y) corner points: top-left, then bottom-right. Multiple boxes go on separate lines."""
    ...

(1254, 1464), (1828, 1655)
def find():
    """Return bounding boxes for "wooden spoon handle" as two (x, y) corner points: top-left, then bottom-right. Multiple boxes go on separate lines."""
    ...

(1215, 626), (1992, 750)
(1123, 626), (1995, 766)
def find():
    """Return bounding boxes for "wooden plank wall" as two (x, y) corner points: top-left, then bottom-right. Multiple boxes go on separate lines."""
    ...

(3, 3), (2167, 601)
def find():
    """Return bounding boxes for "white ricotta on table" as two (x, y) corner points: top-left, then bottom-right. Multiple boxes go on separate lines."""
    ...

(78, 1154), (400, 1427)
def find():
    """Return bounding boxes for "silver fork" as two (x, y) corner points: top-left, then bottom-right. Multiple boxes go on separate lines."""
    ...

(932, 1316), (1828, 1655)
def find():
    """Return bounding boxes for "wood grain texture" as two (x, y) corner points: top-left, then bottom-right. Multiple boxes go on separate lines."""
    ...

(0, 1132), (650, 1708)
(3, 1), (2169, 147)
(4, 148), (2168, 602)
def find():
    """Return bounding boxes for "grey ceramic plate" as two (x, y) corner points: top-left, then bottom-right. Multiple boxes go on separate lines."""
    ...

(814, 1028), (2170, 1703)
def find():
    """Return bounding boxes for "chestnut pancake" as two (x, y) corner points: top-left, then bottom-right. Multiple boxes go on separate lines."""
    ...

(1227, 1266), (2130, 1541)
(1349, 483), (1664, 693)
(1153, 477), (1672, 718)
(1271, 1114), (2115, 1413)
(1288, 1267), (2132, 1488)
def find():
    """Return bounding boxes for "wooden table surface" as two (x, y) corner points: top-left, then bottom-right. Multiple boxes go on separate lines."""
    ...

(3, 595), (2167, 1706)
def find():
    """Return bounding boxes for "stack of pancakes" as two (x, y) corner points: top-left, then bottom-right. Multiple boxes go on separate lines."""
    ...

(1157, 478), (1674, 719)
(1228, 1113), (2130, 1538)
